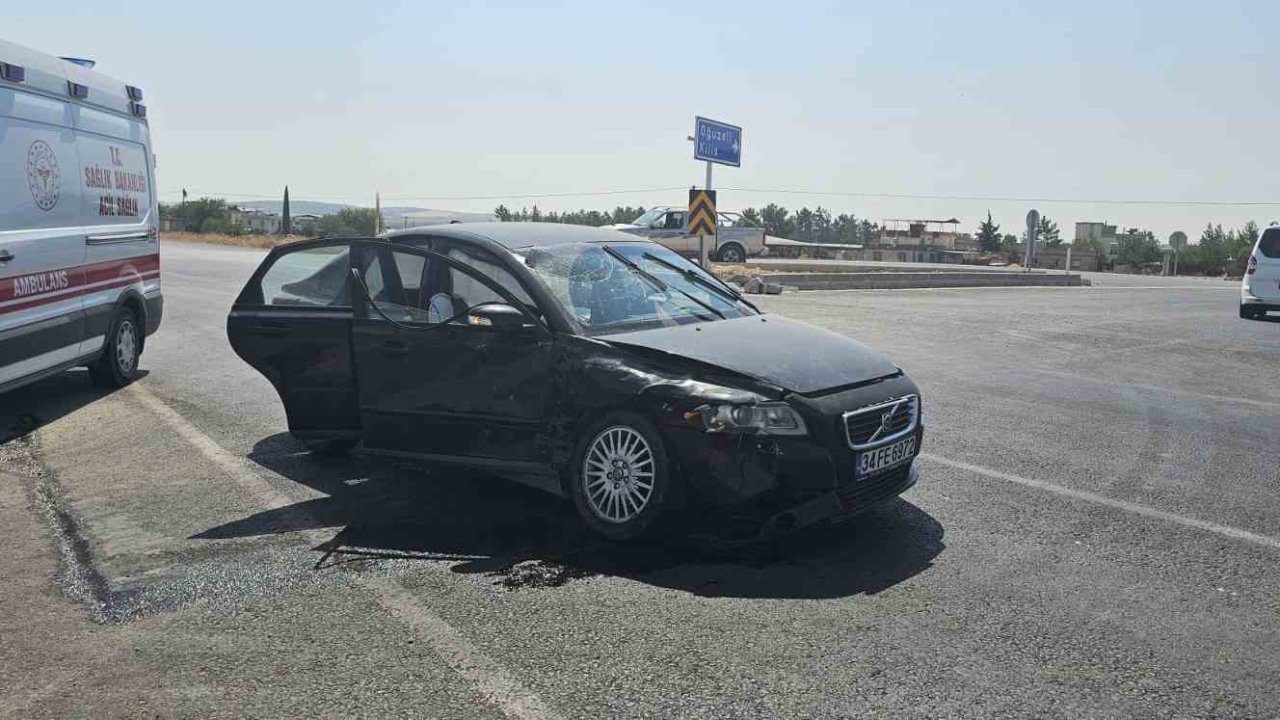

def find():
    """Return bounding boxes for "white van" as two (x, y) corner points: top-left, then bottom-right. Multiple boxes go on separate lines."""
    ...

(1, 38), (161, 393)
(1240, 226), (1279, 320)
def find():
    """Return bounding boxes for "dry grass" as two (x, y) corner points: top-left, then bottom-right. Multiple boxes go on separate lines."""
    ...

(709, 263), (768, 281)
(159, 231), (307, 249)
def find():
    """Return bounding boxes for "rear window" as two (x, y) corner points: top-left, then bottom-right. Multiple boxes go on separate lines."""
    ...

(1259, 228), (1280, 259)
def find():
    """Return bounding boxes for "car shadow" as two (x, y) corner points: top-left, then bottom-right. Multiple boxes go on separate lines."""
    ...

(193, 432), (945, 600)
(0, 369), (149, 444)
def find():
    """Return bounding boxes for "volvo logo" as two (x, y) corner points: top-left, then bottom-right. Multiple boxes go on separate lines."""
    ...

(879, 408), (896, 435)
(869, 399), (904, 442)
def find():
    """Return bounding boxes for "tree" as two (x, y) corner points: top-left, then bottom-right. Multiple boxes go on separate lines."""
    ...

(813, 206), (833, 243)
(1039, 215), (1061, 246)
(740, 207), (762, 228)
(281, 186), (291, 235)
(158, 197), (229, 233)
(1000, 233), (1019, 260)
(1197, 223), (1229, 273)
(1228, 221), (1259, 264)
(315, 207), (382, 236)
(759, 204), (794, 239)
(793, 207), (815, 241)
(1115, 229), (1160, 268)
(493, 204), (513, 221)
(976, 211), (1001, 253)
(833, 213), (860, 244)
(858, 220), (878, 245)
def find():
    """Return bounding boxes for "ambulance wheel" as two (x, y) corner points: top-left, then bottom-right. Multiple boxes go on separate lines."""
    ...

(90, 307), (141, 388)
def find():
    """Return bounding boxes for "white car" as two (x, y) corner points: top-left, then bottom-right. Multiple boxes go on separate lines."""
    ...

(1, 38), (162, 393)
(610, 207), (768, 263)
(1240, 226), (1279, 320)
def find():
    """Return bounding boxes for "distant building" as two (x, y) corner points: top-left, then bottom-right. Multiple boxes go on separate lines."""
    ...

(291, 213), (321, 235)
(1027, 243), (1101, 272)
(1074, 221), (1120, 262)
(872, 219), (980, 264)
(229, 207), (281, 235)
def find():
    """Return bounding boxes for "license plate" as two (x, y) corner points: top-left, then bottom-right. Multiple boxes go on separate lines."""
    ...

(855, 436), (917, 479)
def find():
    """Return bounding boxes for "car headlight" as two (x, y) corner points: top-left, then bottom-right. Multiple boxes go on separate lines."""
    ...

(690, 402), (808, 436)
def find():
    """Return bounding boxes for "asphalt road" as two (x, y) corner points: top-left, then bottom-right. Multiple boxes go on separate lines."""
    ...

(3, 241), (1277, 719)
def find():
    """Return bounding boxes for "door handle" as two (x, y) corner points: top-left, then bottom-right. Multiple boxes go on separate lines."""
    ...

(0, 250), (13, 263)
(378, 340), (409, 356)
(248, 320), (291, 336)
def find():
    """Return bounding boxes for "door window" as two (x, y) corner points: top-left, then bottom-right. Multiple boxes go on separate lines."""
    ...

(441, 245), (535, 317)
(255, 244), (352, 307)
(357, 246), (432, 323)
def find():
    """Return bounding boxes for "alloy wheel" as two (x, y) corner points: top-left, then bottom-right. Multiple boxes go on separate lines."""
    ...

(583, 425), (655, 524)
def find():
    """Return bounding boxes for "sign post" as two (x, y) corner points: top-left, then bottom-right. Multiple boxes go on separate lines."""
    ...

(1169, 231), (1187, 276)
(692, 116), (741, 267)
(688, 189), (717, 267)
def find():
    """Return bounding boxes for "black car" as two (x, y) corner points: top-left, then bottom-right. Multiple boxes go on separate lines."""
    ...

(227, 223), (923, 541)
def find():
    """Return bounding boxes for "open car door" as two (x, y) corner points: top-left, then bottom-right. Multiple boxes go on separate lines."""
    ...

(346, 240), (556, 472)
(226, 238), (362, 442)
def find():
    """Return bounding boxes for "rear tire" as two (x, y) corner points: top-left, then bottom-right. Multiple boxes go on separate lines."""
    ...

(89, 307), (141, 388)
(715, 243), (746, 264)
(1239, 304), (1256, 320)
(568, 411), (678, 542)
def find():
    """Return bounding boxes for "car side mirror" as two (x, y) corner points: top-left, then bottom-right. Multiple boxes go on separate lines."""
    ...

(467, 302), (526, 328)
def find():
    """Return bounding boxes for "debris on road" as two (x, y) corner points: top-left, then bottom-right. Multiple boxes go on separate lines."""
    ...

(495, 559), (591, 590)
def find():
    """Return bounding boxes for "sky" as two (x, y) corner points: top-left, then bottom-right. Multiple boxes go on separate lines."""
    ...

(13, 0), (1280, 240)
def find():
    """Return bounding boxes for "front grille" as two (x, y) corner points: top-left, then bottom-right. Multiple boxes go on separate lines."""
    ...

(843, 394), (918, 449)
(836, 464), (913, 511)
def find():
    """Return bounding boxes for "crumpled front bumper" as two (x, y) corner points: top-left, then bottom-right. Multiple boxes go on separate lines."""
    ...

(756, 460), (919, 539)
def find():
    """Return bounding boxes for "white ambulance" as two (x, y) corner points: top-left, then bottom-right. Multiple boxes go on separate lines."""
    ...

(1, 38), (161, 394)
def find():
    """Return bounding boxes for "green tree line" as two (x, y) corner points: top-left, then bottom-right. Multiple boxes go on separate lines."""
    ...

(160, 199), (381, 236)
(494, 203), (880, 244)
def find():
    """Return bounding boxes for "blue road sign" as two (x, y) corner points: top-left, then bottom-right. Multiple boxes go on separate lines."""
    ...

(694, 116), (742, 167)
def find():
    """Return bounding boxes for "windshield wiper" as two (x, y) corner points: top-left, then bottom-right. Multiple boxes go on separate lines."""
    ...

(601, 246), (726, 320)
(640, 252), (761, 313)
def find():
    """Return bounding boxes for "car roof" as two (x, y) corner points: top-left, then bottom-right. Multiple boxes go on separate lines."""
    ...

(383, 222), (652, 250)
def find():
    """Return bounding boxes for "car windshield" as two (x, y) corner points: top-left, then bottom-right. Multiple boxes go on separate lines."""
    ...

(629, 209), (665, 227)
(515, 242), (756, 334)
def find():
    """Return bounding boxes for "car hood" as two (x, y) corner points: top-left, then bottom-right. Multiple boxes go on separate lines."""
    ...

(604, 315), (900, 394)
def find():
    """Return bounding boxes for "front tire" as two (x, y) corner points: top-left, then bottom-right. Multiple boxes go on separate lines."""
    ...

(90, 307), (141, 388)
(716, 243), (746, 264)
(569, 411), (676, 542)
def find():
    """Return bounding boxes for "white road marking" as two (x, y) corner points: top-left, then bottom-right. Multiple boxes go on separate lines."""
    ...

(1026, 369), (1280, 410)
(790, 284), (1237, 295)
(128, 382), (561, 720)
(127, 383), (294, 510)
(920, 453), (1280, 552)
(366, 576), (564, 720)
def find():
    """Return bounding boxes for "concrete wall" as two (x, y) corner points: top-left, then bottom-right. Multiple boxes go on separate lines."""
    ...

(757, 271), (1087, 291)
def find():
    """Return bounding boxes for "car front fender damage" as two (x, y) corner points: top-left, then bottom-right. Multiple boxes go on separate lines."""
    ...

(547, 336), (804, 507)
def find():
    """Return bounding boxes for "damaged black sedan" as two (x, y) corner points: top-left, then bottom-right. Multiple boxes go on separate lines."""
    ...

(227, 224), (923, 541)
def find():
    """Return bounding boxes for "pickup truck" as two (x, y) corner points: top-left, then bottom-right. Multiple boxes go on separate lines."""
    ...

(608, 207), (767, 263)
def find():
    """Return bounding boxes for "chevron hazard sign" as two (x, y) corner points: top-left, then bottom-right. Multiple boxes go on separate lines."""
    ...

(687, 189), (717, 237)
